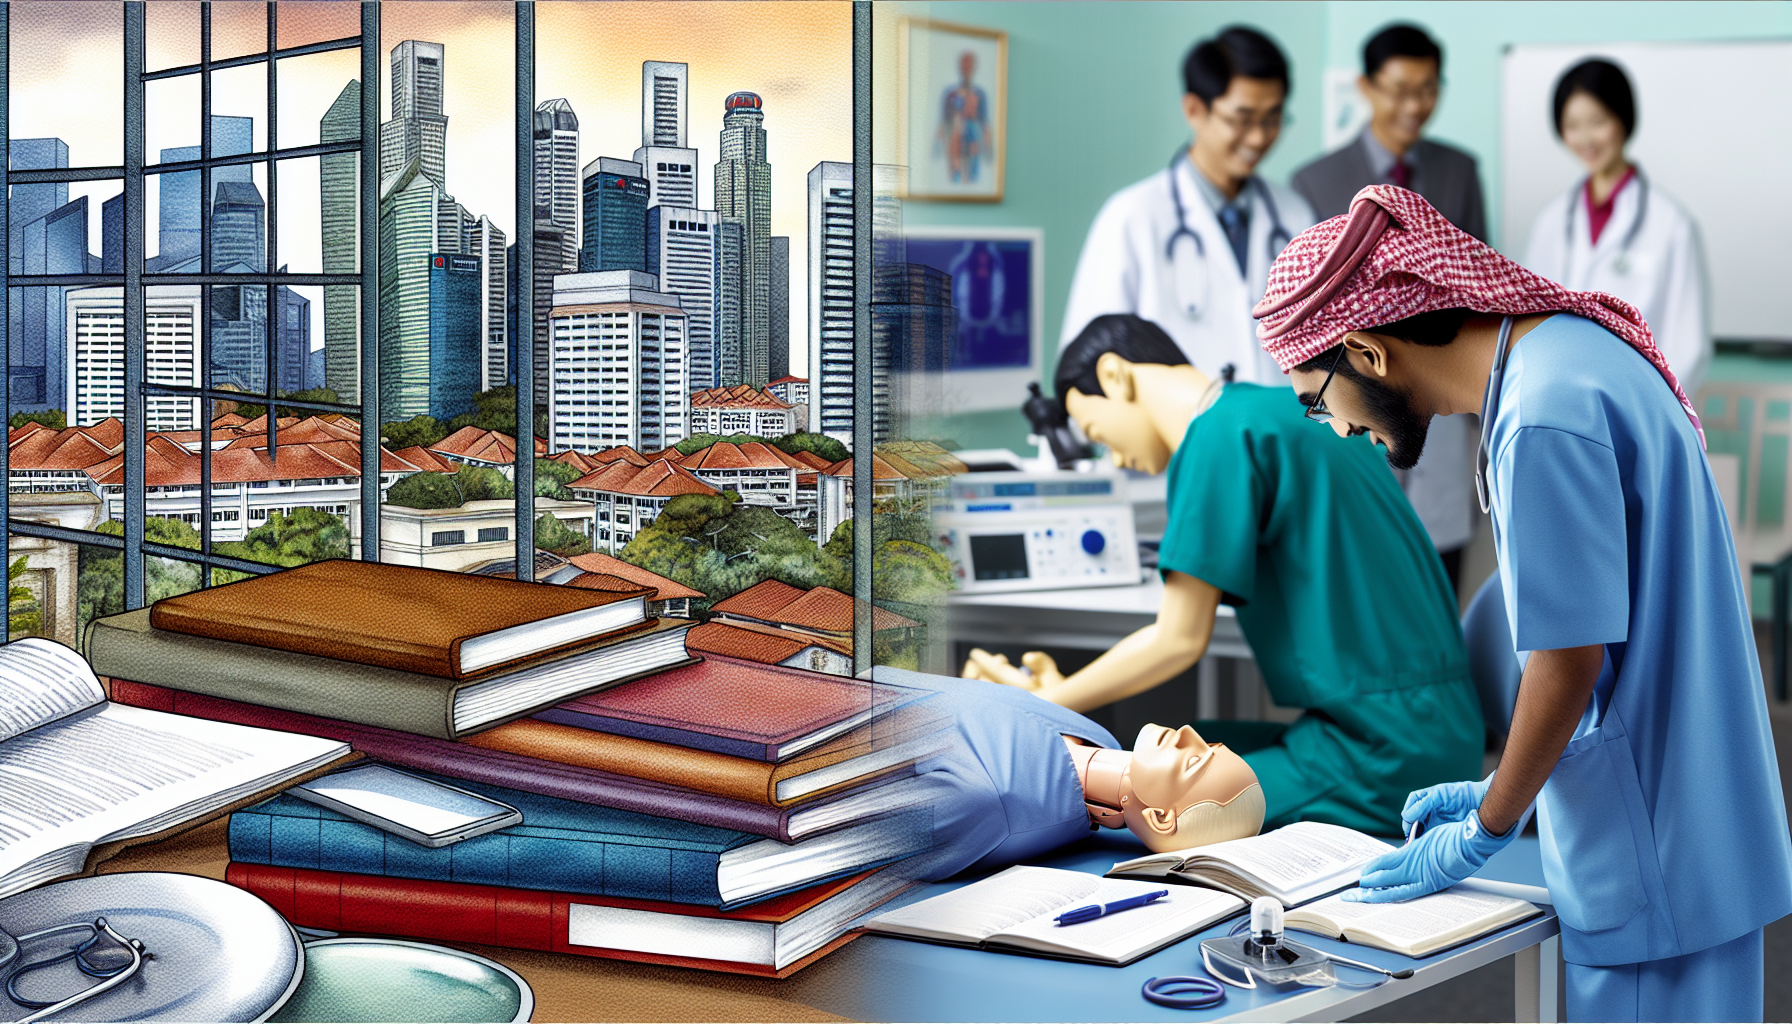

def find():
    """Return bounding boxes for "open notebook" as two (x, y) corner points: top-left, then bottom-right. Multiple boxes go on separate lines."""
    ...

(0, 638), (350, 900)
(1108, 821), (1395, 906)
(864, 865), (1245, 966)
(1287, 884), (1544, 958)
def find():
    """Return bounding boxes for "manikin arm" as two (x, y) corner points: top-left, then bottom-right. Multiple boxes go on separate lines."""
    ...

(1478, 644), (1604, 834)
(964, 571), (1221, 713)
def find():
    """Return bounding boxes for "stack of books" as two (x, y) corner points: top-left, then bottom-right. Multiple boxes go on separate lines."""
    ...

(89, 560), (942, 977)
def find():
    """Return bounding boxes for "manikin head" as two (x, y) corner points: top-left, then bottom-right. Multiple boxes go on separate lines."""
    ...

(1071, 724), (1264, 853)
(1057, 315), (1210, 476)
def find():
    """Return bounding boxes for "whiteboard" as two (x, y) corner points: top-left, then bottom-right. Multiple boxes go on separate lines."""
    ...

(1501, 41), (1792, 342)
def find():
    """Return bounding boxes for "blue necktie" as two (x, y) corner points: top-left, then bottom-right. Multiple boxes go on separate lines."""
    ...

(1218, 204), (1249, 275)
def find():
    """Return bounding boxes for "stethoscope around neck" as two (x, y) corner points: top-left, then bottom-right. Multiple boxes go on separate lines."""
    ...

(1565, 165), (1649, 275)
(1164, 149), (1294, 320)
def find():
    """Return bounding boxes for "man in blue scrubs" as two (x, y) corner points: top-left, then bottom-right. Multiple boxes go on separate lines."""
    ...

(1253, 184), (1792, 1022)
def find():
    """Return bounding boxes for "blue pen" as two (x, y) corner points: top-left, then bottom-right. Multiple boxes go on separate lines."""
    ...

(1054, 889), (1170, 926)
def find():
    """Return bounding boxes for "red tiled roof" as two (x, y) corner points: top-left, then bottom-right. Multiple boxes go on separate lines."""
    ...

(546, 450), (601, 474)
(708, 578), (920, 634)
(708, 579), (807, 621)
(766, 375), (808, 387)
(689, 384), (792, 411)
(8, 421), (123, 471)
(571, 458), (719, 498)
(789, 450), (833, 470)
(566, 552), (704, 600)
(388, 446), (461, 474)
(822, 455), (907, 481)
(588, 446), (649, 468)
(677, 440), (807, 473)
(430, 427), (517, 464)
(684, 622), (837, 664)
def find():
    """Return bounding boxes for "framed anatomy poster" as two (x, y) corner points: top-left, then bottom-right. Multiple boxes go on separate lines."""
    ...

(900, 18), (1007, 202)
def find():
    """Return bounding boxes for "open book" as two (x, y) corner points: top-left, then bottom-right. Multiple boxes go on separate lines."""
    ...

(0, 638), (351, 900)
(1286, 885), (1543, 957)
(1107, 821), (1395, 906)
(864, 865), (1246, 965)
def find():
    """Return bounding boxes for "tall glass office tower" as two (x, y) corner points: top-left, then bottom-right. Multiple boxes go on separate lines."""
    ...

(9, 137), (74, 412)
(715, 92), (772, 386)
(579, 158), (650, 273)
(156, 116), (252, 265)
(321, 80), (361, 397)
(807, 161), (854, 445)
(635, 61), (697, 210)
(534, 98), (581, 275)
(380, 40), (449, 185)
(379, 158), (465, 421)
(647, 206), (719, 392)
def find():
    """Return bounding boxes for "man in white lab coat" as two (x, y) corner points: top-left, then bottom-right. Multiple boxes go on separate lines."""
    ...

(1061, 26), (1316, 386)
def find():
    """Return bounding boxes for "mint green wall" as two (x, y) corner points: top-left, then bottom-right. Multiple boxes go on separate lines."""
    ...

(902, 1), (1792, 452)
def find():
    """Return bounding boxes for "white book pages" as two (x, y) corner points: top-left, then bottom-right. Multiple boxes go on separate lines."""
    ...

(866, 866), (1101, 943)
(0, 639), (105, 743)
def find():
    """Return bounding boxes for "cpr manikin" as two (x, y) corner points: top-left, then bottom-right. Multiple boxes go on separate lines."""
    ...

(1064, 724), (1264, 852)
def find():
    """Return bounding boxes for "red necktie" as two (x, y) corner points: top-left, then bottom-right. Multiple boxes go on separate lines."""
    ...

(1388, 160), (1411, 189)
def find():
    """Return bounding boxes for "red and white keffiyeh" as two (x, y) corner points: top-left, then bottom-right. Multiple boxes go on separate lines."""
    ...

(1252, 185), (1702, 445)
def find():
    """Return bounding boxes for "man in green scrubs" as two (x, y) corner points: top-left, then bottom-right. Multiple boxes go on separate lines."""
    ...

(964, 314), (1480, 833)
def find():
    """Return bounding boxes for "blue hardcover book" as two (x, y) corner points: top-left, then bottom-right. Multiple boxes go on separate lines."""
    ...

(229, 770), (929, 909)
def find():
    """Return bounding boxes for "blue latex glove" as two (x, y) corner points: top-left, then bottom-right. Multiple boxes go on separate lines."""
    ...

(1344, 810), (1517, 904)
(1399, 773), (1494, 840)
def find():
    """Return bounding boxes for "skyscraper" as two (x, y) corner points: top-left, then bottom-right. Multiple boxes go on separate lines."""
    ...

(548, 271), (687, 453)
(807, 161), (854, 446)
(427, 253), (483, 422)
(534, 98), (581, 273)
(522, 214), (570, 410)
(769, 235), (790, 383)
(157, 116), (253, 265)
(11, 139), (68, 227)
(714, 219), (743, 386)
(469, 215), (508, 392)
(378, 157), (466, 421)
(320, 80), (361, 397)
(380, 40), (449, 185)
(714, 92), (772, 386)
(276, 286), (313, 396)
(578, 158), (649, 273)
(208, 180), (268, 392)
(875, 263), (956, 437)
(10, 138), (71, 413)
(646, 206), (719, 392)
(635, 62), (697, 210)
(68, 286), (204, 431)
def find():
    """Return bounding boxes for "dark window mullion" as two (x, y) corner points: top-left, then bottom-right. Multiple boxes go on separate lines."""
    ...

(0, 2), (10, 644)
(140, 33), (361, 81)
(514, 1), (535, 580)
(200, 1), (214, 585)
(359, 0), (380, 561)
(265, 1), (279, 463)
(123, 2), (147, 609)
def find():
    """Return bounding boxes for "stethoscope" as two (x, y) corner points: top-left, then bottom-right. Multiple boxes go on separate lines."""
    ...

(1475, 316), (1517, 515)
(1164, 149), (1294, 320)
(1564, 166), (1649, 276)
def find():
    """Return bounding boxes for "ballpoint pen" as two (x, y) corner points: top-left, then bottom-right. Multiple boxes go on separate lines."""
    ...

(1054, 889), (1170, 926)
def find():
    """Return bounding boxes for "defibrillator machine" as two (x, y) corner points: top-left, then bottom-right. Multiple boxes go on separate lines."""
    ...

(938, 468), (1142, 594)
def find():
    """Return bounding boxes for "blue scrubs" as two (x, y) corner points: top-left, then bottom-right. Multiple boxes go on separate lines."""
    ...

(873, 668), (1120, 880)
(1486, 314), (1792, 1017)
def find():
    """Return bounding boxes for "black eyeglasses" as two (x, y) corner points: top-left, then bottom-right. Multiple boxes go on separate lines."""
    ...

(4, 917), (148, 1021)
(1303, 345), (1350, 424)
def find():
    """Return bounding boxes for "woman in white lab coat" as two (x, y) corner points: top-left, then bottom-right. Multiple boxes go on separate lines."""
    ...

(1522, 59), (1711, 393)
(1062, 26), (1316, 386)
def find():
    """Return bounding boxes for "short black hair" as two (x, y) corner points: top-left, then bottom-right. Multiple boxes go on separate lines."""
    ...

(1056, 314), (1190, 400)
(1292, 308), (1474, 373)
(1363, 24), (1442, 79)
(1183, 26), (1290, 105)
(1553, 59), (1635, 140)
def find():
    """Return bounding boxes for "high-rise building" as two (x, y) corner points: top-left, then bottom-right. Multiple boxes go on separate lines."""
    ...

(714, 92), (772, 386)
(208, 181), (269, 392)
(875, 263), (956, 437)
(10, 195), (88, 412)
(807, 161), (854, 446)
(68, 286), (204, 431)
(521, 214), (570, 410)
(320, 79), (361, 397)
(769, 235), (790, 382)
(635, 61), (697, 210)
(210, 180), (265, 272)
(714, 219), (743, 386)
(427, 252), (483, 422)
(469, 215), (508, 392)
(534, 98), (581, 274)
(378, 157), (466, 422)
(276, 286), (313, 396)
(157, 116), (253, 264)
(380, 40), (449, 185)
(646, 206), (719, 392)
(578, 158), (649, 273)
(101, 194), (123, 274)
(548, 271), (688, 453)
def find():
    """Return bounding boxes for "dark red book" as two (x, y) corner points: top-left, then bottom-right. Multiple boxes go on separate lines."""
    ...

(532, 653), (926, 761)
(226, 862), (913, 978)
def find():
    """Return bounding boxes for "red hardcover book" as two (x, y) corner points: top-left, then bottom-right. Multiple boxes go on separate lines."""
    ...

(227, 862), (912, 978)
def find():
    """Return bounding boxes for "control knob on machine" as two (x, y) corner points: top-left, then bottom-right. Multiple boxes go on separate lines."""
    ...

(1080, 529), (1106, 556)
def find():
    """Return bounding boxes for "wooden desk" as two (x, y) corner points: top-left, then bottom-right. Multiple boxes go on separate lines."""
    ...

(98, 821), (854, 1023)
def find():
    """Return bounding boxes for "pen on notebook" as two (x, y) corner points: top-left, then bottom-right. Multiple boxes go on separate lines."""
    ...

(1054, 889), (1170, 926)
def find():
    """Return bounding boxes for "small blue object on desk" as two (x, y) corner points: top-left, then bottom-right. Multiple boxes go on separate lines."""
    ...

(1055, 888), (1169, 926)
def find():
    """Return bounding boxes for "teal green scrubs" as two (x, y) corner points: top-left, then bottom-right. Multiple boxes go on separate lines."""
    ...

(1157, 383), (1482, 834)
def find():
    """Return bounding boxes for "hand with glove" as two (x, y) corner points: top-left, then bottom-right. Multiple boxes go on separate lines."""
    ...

(1344, 808), (1518, 903)
(1399, 773), (1494, 840)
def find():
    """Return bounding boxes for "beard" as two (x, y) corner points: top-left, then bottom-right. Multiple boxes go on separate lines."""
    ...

(1347, 369), (1432, 471)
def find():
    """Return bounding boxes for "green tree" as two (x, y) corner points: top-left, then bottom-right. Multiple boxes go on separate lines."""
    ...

(384, 465), (514, 509)
(9, 409), (65, 431)
(534, 457), (581, 500)
(774, 432), (850, 464)
(77, 518), (205, 647)
(534, 512), (591, 558)
(380, 415), (450, 450)
(8, 556), (40, 638)
(824, 513), (953, 607)
(672, 432), (777, 456)
(213, 509), (352, 583)
(443, 386), (549, 440)
(619, 493), (847, 613)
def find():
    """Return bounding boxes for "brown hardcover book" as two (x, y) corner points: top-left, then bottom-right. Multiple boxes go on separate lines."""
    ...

(148, 559), (653, 680)
(460, 700), (949, 807)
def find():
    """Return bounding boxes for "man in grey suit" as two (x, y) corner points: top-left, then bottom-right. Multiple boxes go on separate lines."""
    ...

(1292, 24), (1484, 592)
